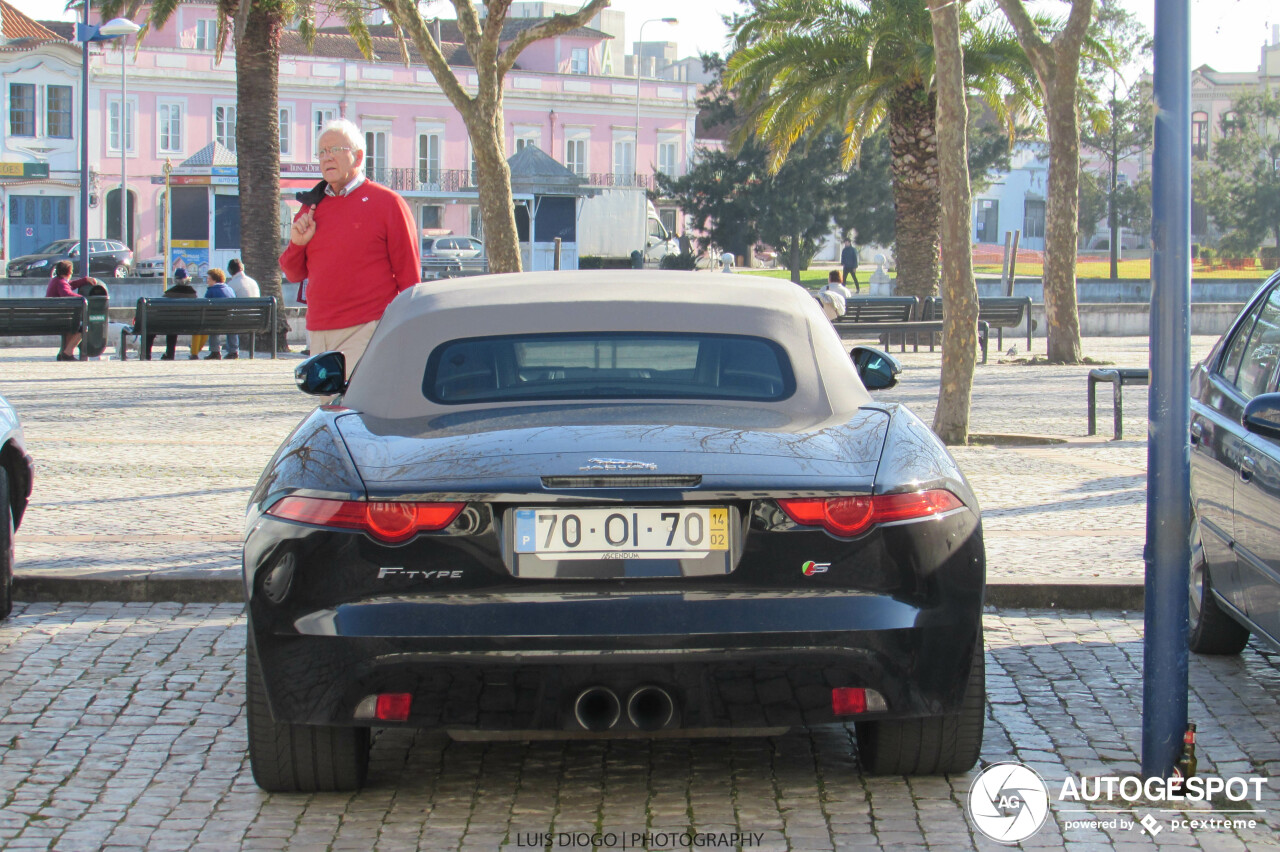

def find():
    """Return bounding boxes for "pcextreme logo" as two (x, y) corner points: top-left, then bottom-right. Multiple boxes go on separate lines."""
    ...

(801, 561), (830, 575)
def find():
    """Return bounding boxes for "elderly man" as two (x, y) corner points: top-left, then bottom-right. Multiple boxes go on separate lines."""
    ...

(280, 118), (420, 369)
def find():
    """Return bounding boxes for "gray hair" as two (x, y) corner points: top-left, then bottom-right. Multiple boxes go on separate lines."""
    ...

(318, 118), (366, 164)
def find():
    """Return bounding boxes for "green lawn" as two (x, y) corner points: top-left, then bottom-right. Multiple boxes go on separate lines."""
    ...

(739, 269), (834, 289)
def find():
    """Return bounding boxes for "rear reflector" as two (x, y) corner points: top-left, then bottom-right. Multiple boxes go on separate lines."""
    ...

(266, 497), (465, 543)
(777, 490), (964, 537)
(831, 687), (887, 715)
(376, 693), (413, 722)
(354, 693), (413, 722)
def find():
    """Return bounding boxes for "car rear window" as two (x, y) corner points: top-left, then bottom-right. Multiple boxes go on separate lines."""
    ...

(424, 332), (795, 404)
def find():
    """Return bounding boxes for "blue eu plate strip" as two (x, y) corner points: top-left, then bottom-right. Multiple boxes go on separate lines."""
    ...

(514, 509), (536, 553)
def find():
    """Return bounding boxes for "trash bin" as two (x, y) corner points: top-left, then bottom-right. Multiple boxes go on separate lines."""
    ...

(630, 250), (644, 269)
(75, 279), (110, 359)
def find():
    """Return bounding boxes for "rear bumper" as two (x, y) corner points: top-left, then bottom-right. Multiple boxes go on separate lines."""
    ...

(245, 506), (984, 732)
(249, 591), (981, 731)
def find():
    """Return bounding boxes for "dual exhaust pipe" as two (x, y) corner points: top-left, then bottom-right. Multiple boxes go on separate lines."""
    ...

(573, 685), (675, 732)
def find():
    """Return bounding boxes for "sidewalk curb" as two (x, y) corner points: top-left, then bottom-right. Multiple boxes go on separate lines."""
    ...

(14, 575), (1145, 610)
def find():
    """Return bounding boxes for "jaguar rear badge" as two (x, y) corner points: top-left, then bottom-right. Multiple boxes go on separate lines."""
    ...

(579, 457), (658, 471)
(802, 561), (830, 575)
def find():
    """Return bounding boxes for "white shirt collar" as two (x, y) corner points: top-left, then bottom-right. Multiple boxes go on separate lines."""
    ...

(325, 172), (367, 198)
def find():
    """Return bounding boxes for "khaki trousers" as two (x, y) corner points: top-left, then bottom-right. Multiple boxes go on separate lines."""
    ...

(308, 320), (380, 371)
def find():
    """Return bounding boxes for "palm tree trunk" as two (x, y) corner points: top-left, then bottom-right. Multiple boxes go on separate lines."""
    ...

(887, 86), (941, 311)
(235, 6), (287, 349)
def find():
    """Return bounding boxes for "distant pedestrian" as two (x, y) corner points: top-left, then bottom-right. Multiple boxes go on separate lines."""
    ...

(45, 260), (82, 361)
(195, 269), (236, 360)
(143, 268), (197, 360)
(280, 118), (420, 369)
(225, 258), (259, 356)
(841, 240), (860, 292)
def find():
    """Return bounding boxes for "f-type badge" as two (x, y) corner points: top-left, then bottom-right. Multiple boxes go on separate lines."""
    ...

(802, 561), (830, 575)
(579, 457), (658, 471)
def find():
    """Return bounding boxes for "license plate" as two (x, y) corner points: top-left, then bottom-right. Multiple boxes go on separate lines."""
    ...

(514, 506), (729, 559)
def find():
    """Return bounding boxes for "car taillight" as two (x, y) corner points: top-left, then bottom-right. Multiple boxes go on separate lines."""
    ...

(776, 490), (964, 537)
(266, 497), (466, 543)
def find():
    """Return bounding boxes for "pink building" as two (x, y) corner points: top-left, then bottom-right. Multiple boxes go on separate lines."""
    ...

(0, 0), (699, 274)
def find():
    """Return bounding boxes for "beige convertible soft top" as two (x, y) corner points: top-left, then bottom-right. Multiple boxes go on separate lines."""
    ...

(341, 270), (870, 425)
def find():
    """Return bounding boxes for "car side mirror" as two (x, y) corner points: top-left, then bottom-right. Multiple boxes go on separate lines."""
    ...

(295, 350), (347, 396)
(851, 346), (901, 390)
(1242, 392), (1280, 440)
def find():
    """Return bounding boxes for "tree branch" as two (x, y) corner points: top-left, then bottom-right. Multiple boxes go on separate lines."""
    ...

(450, 0), (488, 68)
(993, 0), (1054, 81)
(497, 0), (610, 80)
(1059, 0), (1096, 66)
(378, 0), (472, 111)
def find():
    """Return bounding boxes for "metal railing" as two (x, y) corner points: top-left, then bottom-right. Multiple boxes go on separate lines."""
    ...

(365, 167), (475, 193)
(586, 173), (658, 189)
(356, 168), (667, 193)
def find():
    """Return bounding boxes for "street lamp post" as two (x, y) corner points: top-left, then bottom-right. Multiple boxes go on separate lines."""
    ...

(634, 17), (676, 262)
(634, 17), (677, 186)
(99, 18), (141, 255)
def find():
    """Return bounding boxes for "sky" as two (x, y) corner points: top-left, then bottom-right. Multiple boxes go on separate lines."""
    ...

(9, 0), (1279, 74)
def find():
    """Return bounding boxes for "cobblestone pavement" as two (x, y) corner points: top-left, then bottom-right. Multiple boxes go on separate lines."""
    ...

(0, 603), (1276, 850)
(0, 337), (1217, 587)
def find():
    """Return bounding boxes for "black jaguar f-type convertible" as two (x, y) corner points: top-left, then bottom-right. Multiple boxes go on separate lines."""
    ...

(244, 271), (986, 791)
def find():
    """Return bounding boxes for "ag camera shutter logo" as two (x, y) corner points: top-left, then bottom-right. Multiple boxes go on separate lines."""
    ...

(968, 762), (1051, 843)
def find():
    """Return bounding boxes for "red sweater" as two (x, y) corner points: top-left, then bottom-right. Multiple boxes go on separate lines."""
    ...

(279, 179), (421, 330)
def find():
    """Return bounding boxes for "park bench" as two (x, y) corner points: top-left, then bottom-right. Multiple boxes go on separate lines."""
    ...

(922, 296), (1036, 351)
(835, 319), (990, 364)
(830, 296), (988, 363)
(1087, 368), (1149, 440)
(0, 297), (89, 340)
(122, 297), (277, 360)
(835, 296), (919, 323)
(422, 257), (490, 280)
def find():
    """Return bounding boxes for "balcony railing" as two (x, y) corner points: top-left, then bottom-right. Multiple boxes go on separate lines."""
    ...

(366, 167), (475, 193)
(586, 172), (658, 189)
(358, 168), (671, 193)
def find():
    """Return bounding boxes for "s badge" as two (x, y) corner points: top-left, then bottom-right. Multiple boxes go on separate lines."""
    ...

(802, 561), (830, 576)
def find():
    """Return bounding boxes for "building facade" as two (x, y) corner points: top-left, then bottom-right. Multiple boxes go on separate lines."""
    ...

(1, 0), (699, 274)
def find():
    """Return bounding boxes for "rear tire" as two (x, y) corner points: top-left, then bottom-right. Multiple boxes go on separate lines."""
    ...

(855, 631), (985, 775)
(245, 638), (370, 792)
(1188, 528), (1249, 655)
(0, 467), (13, 620)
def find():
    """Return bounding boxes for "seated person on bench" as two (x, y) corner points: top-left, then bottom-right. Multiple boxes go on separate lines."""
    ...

(44, 260), (82, 362)
(140, 268), (198, 360)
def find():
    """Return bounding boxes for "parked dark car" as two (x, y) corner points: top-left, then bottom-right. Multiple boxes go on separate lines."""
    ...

(6, 239), (133, 278)
(244, 271), (986, 791)
(0, 393), (34, 619)
(1190, 269), (1280, 654)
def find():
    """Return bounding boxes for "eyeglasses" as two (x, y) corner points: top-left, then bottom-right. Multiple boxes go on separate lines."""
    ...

(317, 145), (353, 158)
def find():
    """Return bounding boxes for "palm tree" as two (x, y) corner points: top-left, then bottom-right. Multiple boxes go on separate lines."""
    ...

(104, 0), (290, 349)
(726, 0), (1038, 305)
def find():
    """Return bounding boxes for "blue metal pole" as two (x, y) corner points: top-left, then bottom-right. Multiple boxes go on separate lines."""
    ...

(1144, 0), (1192, 780)
(80, 0), (91, 280)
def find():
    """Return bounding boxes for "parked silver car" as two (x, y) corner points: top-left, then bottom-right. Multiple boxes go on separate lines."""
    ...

(423, 236), (484, 260)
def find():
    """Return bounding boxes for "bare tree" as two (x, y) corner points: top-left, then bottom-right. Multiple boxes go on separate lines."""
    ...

(339, 0), (610, 273)
(994, 0), (1094, 364)
(930, 0), (979, 444)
